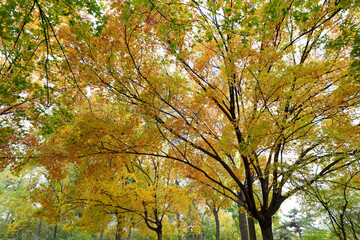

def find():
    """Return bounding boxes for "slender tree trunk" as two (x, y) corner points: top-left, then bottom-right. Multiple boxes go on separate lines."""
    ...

(99, 229), (104, 240)
(53, 225), (57, 240)
(36, 219), (41, 240)
(5, 212), (11, 222)
(259, 219), (274, 240)
(176, 212), (182, 240)
(126, 227), (132, 240)
(248, 217), (257, 240)
(115, 215), (123, 240)
(213, 207), (220, 240)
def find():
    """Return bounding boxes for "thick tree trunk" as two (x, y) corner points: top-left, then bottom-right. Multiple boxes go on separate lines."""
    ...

(115, 216), (123, 240)
(36, 219), (41, 240)
(115, 231), (122, 240)
(53, 225), (57, 240)
(239, 211), (249, 240)
(237, 198), (249, 240)
(213, 207), (220, 240)
(144, 211), (162, 240)
(248, 217), (257, 240)
(156, 230), (163, 240)
(237, 190), (250, 240)
(259, 219), (274, 240)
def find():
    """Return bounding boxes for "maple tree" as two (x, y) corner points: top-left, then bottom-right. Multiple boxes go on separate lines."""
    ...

(0, 0), (106, 170)
(47, 0), (360, 239)
(2, 0), (360, 239)
(29, 98), (202, 240)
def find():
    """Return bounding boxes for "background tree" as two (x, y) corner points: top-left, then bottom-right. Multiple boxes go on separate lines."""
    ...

(200, 185), (230, 240)
(301, 166), (360, 239)
(0, 168), (98, 240)
(273, 208), (324, 240)
(29, 97), (202, 240)
(0, 168), (35, 239)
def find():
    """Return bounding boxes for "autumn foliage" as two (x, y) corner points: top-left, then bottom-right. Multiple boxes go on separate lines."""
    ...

(2, 0), (360, 239)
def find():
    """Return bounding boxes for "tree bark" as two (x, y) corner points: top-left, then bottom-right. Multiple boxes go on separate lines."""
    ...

(53, 225), (57, 240)
(259, 219), (274, 240)
(115, 215), (123, 240)
(176, 212), (182, 240)
(213, 207), (220, 240)
(99, 229), (104, 240)
(248, 217), (257, 240)
(115, 230), (122, 240)
(237, 190), (250, 240)
(36, 219), (41, 240)
(5, 212), (11, 222)
(156, 230), (163, 240)
(239, 211), (249, 240)
(126, 227), (132, 240)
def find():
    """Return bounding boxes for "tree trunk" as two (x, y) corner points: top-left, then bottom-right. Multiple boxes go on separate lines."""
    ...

(239, 211), (249, 240)
(213, 207), (220, 240)
(115, 231), (122, 240)
(99, 229), (104, 240)
(36, 219), (41, 240)
(237, 199), (249, 240)
(248, 217), (257, 240)
(176, 212), (182, 240)
(259, 219), (274, 240)
(156, 229), (163, 240)
(5, 212), (11, 222)
(53, 225), (57, 240)
(237, 191), (249, 240)
(126, 227), (132, 240)
(115, 216), (123, 240)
